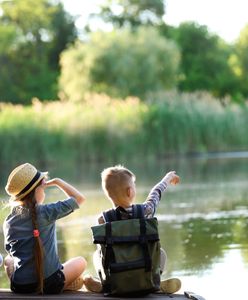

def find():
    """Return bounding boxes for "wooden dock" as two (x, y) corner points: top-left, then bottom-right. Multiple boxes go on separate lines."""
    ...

(0, 289), (205, 300)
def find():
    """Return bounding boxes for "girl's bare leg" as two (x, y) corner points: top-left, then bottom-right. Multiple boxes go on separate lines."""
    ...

(62, 256), (87, 290)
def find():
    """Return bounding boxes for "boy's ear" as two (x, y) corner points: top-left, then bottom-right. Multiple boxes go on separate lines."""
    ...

(126, 187), (131, 198)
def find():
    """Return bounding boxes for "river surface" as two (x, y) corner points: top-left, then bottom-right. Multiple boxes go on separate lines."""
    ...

(0, 154), (247, 300)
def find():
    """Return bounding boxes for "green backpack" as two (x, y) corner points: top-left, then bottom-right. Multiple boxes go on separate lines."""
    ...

(91, 204), (161, 296)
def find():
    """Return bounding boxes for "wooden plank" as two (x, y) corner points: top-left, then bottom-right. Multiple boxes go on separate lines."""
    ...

(0, 289), (205, 300)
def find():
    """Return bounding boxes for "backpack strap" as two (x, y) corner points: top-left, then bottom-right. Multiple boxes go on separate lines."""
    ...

(103, 204), (145, 222)
(139, 217), (152, 271)
(103, 209), (118, 223)
(133, 204), (151, 271)
(132, 204), (144, 219)
(103, 221), (116, 269)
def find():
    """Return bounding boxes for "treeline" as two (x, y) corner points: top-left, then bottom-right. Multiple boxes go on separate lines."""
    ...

(1, 0), (248, 104)
(0, 93), (247, 170)
(0, 0), (76, 103)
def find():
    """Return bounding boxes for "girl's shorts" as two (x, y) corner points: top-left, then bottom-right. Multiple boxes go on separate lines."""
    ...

(11, 269), (65, 294)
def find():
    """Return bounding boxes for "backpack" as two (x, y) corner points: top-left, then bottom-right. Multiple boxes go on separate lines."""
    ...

(91, 204), (161, 296)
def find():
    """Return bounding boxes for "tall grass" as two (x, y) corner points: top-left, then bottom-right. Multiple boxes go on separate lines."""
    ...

(0, 92), (247, 173)
(143, 91), (248, 155)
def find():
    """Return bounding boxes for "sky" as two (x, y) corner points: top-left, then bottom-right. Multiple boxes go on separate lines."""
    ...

(62, 0), (248, 43)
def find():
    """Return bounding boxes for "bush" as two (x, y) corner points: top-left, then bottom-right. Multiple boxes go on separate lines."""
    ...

(59, 27), (180, 102)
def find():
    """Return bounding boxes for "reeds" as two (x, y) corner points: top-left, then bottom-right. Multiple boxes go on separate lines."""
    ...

(0, 92), (247, 171)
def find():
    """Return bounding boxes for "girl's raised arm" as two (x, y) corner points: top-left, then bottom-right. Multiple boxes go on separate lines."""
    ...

(45, 178), (85, 205)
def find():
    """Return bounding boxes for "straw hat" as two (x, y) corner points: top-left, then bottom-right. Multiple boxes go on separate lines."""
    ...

(5, 163), (48, 201)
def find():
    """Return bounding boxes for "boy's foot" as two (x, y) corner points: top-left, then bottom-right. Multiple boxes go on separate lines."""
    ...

(64, 276), (84, 291)
(83, 274), (102, 293)
(160, 277), (181, 294)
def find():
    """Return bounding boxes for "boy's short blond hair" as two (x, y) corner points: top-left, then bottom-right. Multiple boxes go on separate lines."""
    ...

(101, 165), (135, 207)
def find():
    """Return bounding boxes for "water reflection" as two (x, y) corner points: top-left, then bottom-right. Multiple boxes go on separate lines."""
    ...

(0, 156), (247, 299)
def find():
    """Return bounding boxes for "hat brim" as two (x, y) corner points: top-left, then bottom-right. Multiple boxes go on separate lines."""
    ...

(10, 171), (48, 201)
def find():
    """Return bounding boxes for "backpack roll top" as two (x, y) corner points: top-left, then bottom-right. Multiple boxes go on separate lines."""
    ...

(91, 204), (161, 296)
(92, 217), (159, 245)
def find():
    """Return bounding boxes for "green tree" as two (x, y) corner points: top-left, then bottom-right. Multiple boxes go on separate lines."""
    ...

(47, 2), (77, 70)
(59, 27), (180, 102)
(235, 24), (248, 98)
(160, 22), (239, 99)
(0, 24), (17, 53)
(0, 0), (76, 104)
(88, 0), (165, 30)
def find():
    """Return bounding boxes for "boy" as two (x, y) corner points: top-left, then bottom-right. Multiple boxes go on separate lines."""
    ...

(84, 165), (181, 294)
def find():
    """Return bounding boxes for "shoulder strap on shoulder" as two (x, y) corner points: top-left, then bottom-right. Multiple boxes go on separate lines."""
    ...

(132, 204), (144, 219)
(103, 209), (118, 222)
(103, 205), (144, 221)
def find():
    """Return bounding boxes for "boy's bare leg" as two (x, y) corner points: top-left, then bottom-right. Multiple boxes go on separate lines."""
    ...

(160, 248), (181, 294)
(160, 248), (167, 274)
(0, 253), (3, 267)
(4, 255), (14, 279)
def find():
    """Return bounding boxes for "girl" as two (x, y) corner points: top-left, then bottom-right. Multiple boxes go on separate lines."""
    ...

(3, 163), (87, 294)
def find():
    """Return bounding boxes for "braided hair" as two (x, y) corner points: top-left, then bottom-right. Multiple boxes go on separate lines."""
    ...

(23, 180), (44, 294)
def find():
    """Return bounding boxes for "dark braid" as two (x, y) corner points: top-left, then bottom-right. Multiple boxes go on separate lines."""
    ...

(24, 181), (44, 294)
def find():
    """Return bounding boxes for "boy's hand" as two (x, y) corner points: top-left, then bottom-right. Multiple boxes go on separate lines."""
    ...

(170, 175), (180, 185)
(162, 171), (180, 185)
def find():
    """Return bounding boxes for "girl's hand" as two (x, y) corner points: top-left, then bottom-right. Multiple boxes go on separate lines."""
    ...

(44, 178), (85, 205)
(44, 178), (59, 187)
(162, 171), (180, 185)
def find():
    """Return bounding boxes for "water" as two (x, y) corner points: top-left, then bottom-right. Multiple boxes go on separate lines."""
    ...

(0, 155), (248, 300)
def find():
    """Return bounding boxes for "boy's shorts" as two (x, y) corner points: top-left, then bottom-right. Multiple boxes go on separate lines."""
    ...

(11, 269), (65, 294)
